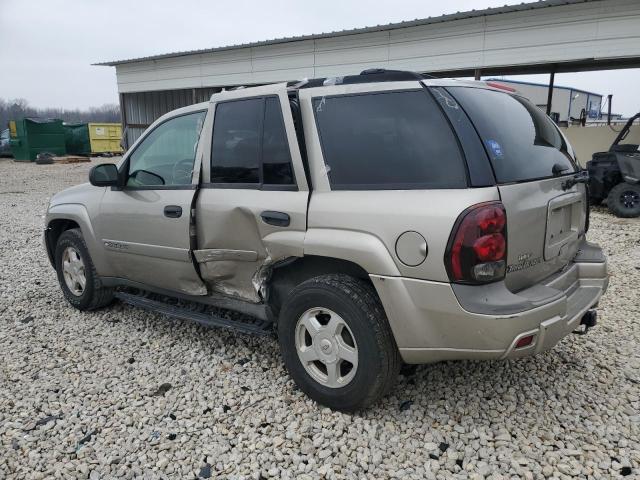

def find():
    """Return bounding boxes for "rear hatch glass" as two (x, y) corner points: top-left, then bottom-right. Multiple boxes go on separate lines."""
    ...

(448, 87), (578, 182)
(447, 86), (586, 291)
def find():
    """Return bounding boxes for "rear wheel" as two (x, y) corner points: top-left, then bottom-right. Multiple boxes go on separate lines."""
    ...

(278, 274), (401, 412)
(54, 228), (114, 310)
(607, 182), (640, 218)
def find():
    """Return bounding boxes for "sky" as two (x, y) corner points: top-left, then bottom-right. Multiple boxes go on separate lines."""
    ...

(1, 0), (638, 115)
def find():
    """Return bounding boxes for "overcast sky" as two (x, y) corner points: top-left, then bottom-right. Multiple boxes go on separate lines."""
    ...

(1, 0), (638, 115)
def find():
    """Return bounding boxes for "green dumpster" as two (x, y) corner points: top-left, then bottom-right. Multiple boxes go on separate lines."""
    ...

(63, 123), (91, 155)
(9, 118), (66, 161)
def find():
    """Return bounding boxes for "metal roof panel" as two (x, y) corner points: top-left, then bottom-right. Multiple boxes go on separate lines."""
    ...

(94, 0), (598, 66)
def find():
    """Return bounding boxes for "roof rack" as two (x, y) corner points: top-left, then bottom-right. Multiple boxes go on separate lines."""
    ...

(289, 68), (434, 90)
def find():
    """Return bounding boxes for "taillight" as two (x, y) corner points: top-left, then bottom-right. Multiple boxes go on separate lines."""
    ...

(445, 202), (507, 284)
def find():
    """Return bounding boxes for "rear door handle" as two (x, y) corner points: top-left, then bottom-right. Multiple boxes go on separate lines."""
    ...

(164, 205), (182, 218)
(260, 211), (290, 227)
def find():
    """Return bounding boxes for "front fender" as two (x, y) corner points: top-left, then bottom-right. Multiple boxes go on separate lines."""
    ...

(46, 204), (112, 276)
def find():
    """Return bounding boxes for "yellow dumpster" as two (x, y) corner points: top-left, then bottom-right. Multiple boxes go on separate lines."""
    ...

(88, 123), (123, 154)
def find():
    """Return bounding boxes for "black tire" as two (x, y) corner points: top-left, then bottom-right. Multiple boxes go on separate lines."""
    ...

(35, 152), (55, 165)
(54, 228), (114, 310)
(278, 274), (401, 412)
(607, 182), (640, 218)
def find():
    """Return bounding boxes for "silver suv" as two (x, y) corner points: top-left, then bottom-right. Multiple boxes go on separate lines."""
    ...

(44, 70), (608, 411)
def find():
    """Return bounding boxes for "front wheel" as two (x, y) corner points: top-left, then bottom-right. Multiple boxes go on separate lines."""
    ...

(54, 228), (114, 310)
(278, 274), (401, 412)
(607, 182), (640, 218)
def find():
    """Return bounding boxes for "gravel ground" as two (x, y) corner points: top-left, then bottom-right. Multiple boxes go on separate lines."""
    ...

(0, 157), (639, 480)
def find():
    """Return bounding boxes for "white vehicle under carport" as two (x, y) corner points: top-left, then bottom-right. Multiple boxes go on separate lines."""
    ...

(44, 70), (608, 411)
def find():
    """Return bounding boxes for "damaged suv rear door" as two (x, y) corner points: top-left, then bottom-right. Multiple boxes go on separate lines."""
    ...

(194, 84), (309, 302)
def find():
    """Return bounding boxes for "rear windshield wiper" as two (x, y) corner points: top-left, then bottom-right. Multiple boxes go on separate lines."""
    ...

(561, 170), (589, 190)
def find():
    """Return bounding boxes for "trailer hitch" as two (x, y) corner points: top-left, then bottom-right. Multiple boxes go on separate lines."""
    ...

(572, 309), (597, 335)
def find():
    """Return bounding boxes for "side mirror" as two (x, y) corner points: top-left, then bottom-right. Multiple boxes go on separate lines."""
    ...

(89, 163), (119, 187)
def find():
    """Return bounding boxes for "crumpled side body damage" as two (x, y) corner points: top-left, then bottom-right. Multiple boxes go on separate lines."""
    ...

(194, 188), (308, 303)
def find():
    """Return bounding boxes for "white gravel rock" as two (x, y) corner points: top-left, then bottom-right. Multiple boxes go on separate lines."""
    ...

(0, 158), (639, 479)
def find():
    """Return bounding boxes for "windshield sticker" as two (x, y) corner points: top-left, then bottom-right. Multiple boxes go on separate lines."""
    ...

(315, 97), (326, 113)
(485, 139), (503, 158)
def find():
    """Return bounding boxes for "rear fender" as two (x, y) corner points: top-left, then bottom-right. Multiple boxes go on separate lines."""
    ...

(618, 152), (640, 183)
(304, 228), (400, 276)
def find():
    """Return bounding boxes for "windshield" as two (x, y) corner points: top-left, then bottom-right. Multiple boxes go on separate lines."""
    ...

(447, 87), (578, 183)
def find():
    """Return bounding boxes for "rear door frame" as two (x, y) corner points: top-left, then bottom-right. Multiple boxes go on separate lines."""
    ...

(194, 84), (309, 302)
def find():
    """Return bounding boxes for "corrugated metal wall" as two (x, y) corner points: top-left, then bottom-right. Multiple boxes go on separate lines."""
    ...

(121, 87), (221, 146)
(113, 0), (640, 94)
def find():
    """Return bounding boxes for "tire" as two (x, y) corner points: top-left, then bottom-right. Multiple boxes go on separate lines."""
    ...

(607, 182), (640, 218)
(54, 228), (114, 310)
(278, 274), (401, 411)
(35, 152), (55, 165)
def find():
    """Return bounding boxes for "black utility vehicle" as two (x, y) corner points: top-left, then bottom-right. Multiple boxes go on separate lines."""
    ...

(588, 112), (640, 217)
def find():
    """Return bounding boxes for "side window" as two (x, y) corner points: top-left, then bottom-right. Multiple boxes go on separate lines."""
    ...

(211, 98), (262, 184)
(263, 97), (294, 185)
(211, 96), (295, 186)
(127, 111), (206, 187)
(312, 90), (467, 189)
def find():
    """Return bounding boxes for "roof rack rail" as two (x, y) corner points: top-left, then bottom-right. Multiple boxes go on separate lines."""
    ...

(291, 68), (434, 90)
(360, 68), (434, 79)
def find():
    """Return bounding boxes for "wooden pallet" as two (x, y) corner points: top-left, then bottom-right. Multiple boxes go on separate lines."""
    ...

(52, 156), (91, 164)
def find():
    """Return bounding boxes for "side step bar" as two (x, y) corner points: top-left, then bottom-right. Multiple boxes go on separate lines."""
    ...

(114, 291), (273, 336)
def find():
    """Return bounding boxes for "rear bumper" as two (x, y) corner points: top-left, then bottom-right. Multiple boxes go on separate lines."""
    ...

(371, 241), (608, 364)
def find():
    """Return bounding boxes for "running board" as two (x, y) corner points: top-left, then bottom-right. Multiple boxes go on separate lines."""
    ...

(114, 291), (273, 336)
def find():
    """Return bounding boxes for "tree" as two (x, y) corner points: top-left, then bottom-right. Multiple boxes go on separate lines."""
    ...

(0, 99), (121, 132)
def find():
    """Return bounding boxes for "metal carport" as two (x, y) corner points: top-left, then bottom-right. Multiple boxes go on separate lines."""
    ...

(95, 0), (640, 146)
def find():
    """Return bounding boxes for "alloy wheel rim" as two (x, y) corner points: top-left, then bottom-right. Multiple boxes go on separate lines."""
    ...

(295, 307), (358, 388)
(620, 190), (639, 209)
(62, 247), (86, 296)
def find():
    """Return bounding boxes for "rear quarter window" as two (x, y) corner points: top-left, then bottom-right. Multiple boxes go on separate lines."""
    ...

(312, 90), (467, 190)
(447, 87), (578, 183)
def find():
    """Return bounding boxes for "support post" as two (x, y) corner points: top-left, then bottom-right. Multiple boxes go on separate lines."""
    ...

(607, 94), (613, 125)
(474, 68), (481, 81)
(546, 69), (555, 116)
(118, 92), (128, 150)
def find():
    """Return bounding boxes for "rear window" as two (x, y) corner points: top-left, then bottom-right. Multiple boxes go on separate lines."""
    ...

(448, 87), (578, 183)
(312, 90), (467, 189)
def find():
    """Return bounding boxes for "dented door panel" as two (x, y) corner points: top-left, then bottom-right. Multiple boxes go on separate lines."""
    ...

(195, 188), (308, 302)
(195, 83), (309, 302)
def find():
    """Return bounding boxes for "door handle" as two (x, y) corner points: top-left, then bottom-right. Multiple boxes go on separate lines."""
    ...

(260, 211), (290, 227)
(164, 205), (182, 218)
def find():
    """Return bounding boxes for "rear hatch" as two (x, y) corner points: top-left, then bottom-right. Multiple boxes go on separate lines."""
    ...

(447, 86), (586, 291)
